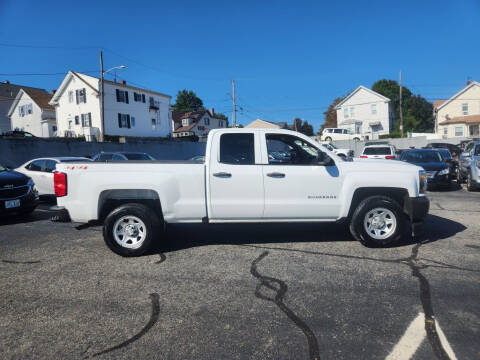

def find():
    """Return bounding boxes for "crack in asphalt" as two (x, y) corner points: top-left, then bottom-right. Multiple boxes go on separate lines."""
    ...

(86, 293), (160, 359)
(1, 259), (41, 264)
(245, 242), (476, 360)
(465, 244), (480, 250)
(156, 253), (166, 264)
(251, 251), (321, 360)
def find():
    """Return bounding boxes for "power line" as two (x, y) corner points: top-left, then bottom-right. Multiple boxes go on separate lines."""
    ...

(0, 42), (100, 50)
(0, 71), (98, 76)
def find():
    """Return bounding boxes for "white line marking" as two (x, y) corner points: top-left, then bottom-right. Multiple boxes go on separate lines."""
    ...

(436, 320), (457, 360)
(386, 312), (426, 360)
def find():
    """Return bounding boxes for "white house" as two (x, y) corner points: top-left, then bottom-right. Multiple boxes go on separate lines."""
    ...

(435, 81), (480, 139)
(335, 85), (393, 139)
(7, 88), (56, 137)
(49, 71), (172, 141)
(172, 109), (228, 138)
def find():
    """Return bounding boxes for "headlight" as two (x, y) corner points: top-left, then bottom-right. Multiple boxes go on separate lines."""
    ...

(419, 170), (426, 194)
(438, 168), (449, 175)
(27, 178), (34, 187)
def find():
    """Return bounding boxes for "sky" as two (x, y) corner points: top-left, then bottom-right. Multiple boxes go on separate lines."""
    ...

(1, 0), (479, 131)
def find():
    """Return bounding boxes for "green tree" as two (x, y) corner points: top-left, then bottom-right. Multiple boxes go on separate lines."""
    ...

(371, 79), (433, 134)
(173, 90), (204, 112)
(293, 118), (314, 136)
(319, 97), (344, 134)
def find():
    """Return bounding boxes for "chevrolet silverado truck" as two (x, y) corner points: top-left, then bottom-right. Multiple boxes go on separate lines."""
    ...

(52, 128), (429, 256)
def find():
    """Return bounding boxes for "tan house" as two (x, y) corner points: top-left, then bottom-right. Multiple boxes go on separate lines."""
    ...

(245, 119), (291, 129)
(435, 81), (480, 138)
(172, 109), (227, 138)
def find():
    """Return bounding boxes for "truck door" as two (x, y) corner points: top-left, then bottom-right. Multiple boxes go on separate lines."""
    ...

(208, 131), (264, 220)
(261, 133), (342, 220)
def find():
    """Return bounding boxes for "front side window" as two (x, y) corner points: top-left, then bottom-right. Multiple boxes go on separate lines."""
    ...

(462, 103), (468, 115)
(27, 160), (44, 171)
(220, 133), (255, 165)
(266, 134), (319, 165)
(454, 126), (463, 137)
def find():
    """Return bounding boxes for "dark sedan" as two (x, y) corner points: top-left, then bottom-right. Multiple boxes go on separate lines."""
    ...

(400, 149), (451, 189)
(0, 164), (39, 216)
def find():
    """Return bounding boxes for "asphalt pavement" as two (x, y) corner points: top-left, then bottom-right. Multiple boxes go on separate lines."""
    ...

(0, 188), (479, 360)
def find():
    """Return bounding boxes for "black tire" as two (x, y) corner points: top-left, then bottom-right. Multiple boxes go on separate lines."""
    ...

(353, 137), (360, 142)
(103, 203), (162, 257)
(456, 168), (463, 184)
(349, 196), (404, 247)
(467, 172), (477, 192)
(325, 136), (332, 142)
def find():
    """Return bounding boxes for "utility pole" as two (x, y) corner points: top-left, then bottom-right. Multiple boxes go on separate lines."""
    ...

(100, 49), (105, 142)
(232, 79), (236, 128)
(399, 70), (403, 138)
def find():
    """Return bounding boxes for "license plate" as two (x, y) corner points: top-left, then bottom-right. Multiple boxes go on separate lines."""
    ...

(5, 199), (20, 209)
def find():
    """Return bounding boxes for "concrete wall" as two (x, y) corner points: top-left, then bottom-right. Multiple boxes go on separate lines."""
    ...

(0, 138), (206, 168)
(332, 137), (470, 157)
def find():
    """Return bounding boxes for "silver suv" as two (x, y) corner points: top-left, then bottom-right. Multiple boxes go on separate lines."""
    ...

(458, 141), (480, 191)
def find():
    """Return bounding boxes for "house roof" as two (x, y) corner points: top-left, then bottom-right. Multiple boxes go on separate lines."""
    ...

(0, 81), (45, 100)
(439, 114), (480, 125)
(7, 88), (54, 117)
(49, 71), (171, 105)
(335, 85), (390, 109)
(436, 81), (480, 112)
(173, 123), (197, 133)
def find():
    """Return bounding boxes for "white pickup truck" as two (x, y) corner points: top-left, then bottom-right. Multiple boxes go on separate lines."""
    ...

(52, 128), (429, 256)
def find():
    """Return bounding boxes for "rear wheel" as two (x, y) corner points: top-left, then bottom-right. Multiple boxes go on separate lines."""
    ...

(353, 137), (360, 142)
(349, 196), (404, 247)
(456, 168), (463, 184)
(467, 172), (477, 191)
(325, 136), (332, 142)
(103, 203), (162, 257)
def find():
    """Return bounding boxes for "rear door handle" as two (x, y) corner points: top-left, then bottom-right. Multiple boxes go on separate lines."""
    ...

(213, 172), (232, 178)
(267, 172), (285, 178)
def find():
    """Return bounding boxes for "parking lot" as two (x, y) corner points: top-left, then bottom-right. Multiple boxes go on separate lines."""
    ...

(1, 187), (479, 360)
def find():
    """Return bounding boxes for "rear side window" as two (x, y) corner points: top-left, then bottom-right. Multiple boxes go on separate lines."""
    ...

(220, 133), (255, 165)
(26, 160), (45, 171)
(363, 147), (392, 155)
(44, 160), (57, 173)
(97, 154), (113, 161)
(333, 129), (343, 134)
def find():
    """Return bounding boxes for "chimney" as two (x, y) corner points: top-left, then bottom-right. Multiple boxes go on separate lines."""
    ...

(120, 80), (126, 85)
(209, 107), (215, 116)
(4, 80), (10, 84)
(51, 89), (56, 95)
(467, 80), (472, 85)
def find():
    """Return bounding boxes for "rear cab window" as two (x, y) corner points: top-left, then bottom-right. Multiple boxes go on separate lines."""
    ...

(363, 147), (392, 155)
(219, 133), (255, 165)
(26, 160), (45, 171)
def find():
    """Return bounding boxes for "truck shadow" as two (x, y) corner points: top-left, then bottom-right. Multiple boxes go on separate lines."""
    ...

(156, 214), (466, 254)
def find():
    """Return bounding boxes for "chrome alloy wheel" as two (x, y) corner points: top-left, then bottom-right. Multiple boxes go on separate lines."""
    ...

(363, 207), (397, 240)
(113, 216), (147, 249)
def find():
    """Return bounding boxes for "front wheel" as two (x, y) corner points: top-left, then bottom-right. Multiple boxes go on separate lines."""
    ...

(456, 168), (463, 184)
(467, 172), (477, 192)
(349, 196), (404, 247)
(103, 203), (162, 257)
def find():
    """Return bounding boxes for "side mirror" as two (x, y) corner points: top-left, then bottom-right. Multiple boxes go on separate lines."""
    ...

(317, 150), (331, 165)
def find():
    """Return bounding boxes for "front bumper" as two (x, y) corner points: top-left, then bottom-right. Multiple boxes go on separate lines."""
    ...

(0, 189), (38, 215)
(404, 196), (430, 236)
(427, 173), (451, 185)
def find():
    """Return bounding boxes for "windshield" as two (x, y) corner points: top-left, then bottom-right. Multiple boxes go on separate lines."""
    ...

(403, 151), (443, 163)
(363, 147), (391, 155)
(123, 153), (154, 160)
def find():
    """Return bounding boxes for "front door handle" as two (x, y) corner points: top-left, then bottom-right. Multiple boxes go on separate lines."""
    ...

(267, 172), (285, 178)
(213, 172), (232, 178)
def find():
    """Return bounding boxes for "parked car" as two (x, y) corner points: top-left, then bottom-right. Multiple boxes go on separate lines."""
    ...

(52, 128), (429, 256)
(436, 148), (458, 181)
(15, 157), (92, 196)
(1, 130), (36, 138)
(400, 149), (451, 189)
(360, 144), (397, 159)
(320, 128), (362, 142)
(457, 140), (480, 191)
(0, 164), (38, 216)
(92, 152), (155, 161)
(321, 142), (354, 158)
(425, 142), (461, 159)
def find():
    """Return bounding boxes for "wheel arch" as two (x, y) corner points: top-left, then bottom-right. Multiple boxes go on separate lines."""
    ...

(98, 189), (163, 222)
(346, 187), (409, 219)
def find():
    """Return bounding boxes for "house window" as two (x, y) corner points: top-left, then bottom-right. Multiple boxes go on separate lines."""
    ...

(52, 125), (57, 132)
(76, 88), (86, 104)
(142, 94), (145, 103)
(198, 125), (205, 131)
(344, 108), (349, 118)
(75, 116), (80, 125)
(151, 119), (156, 131)
(462, 103), (468, 115)
(117, 113), (131, 128)
(116, 89), (129, 103)
(81, 113), (92, 127)
(68, 91), (74, 103)
(218, 120), (223, 127)
(182, 119), (190, 126)
(350, 106), (355, 117)
(454, 126), (463, 137)
(131, 117), (135, 127)
(133, 92), (143, 102)
(371, 104), (377, 115)
(205, 117), (210, 125)
(443, 127), (448, 135)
